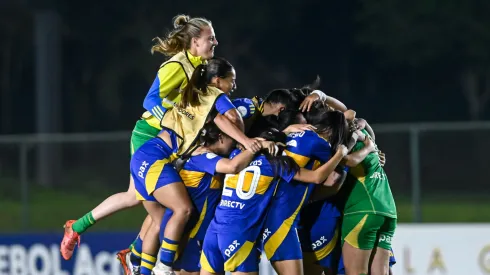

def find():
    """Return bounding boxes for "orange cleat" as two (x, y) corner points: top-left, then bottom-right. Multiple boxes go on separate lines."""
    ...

(60, 220), (80, 260)
(116, 248), (132, 275)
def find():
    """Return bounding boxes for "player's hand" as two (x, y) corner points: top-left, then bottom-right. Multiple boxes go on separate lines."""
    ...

(379, 151), (386, 167)
(344, 109), (356, 121)
(260, 141), (278, 156)
(236, 143), (246, 151)
(299, 93), (320, 112)
(243, 138), (262, 153)
(363, 136), (376, 153)
(336, 144), (349, 157)
(282, 124), (316, 134)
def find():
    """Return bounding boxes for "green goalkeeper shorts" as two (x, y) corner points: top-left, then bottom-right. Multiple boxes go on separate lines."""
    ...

(342, 213), (396, 251)
(130, 119), (161, 156)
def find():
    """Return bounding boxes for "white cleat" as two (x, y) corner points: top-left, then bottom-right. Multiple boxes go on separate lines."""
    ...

(131, 266), (141, 275)
(151, 262), (175, 275)
(125, 252), (135, 274)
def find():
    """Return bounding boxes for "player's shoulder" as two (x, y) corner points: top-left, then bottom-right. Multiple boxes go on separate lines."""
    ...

(185, 152), (220, 172)
(158, 61), (185, 73)
(245, 154), (275, 176)
(286, 130), (322, 146)
(229, 148), (242, 160)
(232, 97), (255, 118)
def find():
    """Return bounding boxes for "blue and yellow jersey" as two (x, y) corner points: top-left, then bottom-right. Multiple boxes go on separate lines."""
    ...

(274, 130), (335, 218)
(177, 152), (224, 240)
(261, 131), (336, 259)
(208, 149), (295, 237)
(160, 151), (223, 239)
(232, 96), (264, 134)
(231, 97), (263, 119)
(143, 51), (203, 129)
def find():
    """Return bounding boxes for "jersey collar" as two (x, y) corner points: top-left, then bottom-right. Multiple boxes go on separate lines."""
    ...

(186, 51), (204, 67)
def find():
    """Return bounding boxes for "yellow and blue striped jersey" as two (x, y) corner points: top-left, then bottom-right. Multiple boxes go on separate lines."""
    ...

(161, 152), (223, 240)
(143, 51), (203, 129)
(208, 149), (295, 236)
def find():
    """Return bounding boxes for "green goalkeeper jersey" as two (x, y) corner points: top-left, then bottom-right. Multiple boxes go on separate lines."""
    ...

(340, 129), (397, 218)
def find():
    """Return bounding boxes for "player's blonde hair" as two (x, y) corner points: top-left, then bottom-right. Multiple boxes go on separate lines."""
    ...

(151, 14), (212, 57)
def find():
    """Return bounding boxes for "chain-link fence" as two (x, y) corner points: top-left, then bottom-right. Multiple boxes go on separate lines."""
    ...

(1, 122), (490, 232)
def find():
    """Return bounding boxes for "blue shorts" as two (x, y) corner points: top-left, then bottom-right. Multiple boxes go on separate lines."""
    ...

(130, 137), (181, 202)
(299, 202), (341, 269)
(200, 230), (261, 273)
(262, 217), (302, 262)
(174, 237), (202, 272)
(337, 248), (397, 274)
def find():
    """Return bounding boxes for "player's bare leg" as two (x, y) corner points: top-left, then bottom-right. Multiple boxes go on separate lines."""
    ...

(369, 247), (390, 275)
(272, 259), (304, 275)
(61, 175), (140, 260)
(342, 242), (371, 275)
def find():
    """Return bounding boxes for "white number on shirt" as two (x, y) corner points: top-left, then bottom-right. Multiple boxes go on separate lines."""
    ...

(223, 166), (261, 200)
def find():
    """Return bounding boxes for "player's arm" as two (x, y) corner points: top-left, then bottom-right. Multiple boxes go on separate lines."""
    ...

(346, 130), (362, 151)
(300, 89), (348, 112)
(143, 63), (185, 119)
(216, 95), (246, 132)
(363, 120), (375, 141)
(282, 125), (316, 135)
(323, 166), (348, 188)
(325, 95), (348, 112)
(343, 135), (376, 167)
(213, 95), (261, 152)
(355, 118), (376, 141)
(293, 145), (348, 185)
(221, 110), (245, 132)
(308, 167), (348, 203)
(215, 150), (255, 174)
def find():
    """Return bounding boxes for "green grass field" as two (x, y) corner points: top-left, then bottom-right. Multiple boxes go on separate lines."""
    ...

(1, 185), (489, 232)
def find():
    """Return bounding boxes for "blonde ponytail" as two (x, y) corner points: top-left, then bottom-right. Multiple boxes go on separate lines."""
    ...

(151, 14), (212, 57)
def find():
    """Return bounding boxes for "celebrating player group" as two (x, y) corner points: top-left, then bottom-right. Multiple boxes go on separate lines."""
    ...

(59, 14), (397, 275)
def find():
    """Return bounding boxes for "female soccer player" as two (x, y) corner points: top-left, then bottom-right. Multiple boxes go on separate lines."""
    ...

(337, 122), (397, 275)
(299, 134), (376, 275)
(262, 104), (377, 275)
(159, 122), (276, 275)
(123, 57), (263, 275)
(60, 14), (221, 262)
(132, 60), (260, 275)
(200, 127), (349, 275)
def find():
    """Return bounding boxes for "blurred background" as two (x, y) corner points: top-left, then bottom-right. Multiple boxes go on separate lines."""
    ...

(1, 0), (490, 274)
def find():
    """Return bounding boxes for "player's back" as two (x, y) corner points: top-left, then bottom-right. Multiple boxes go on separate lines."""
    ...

(270, 131), (329, 221)
(341, 129), (397, 218)
(262, 130), (341, 261)
(209, 151), (291, 237)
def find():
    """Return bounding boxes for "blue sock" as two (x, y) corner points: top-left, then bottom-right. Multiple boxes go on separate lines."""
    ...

(130, 236), (143, 267)
(160, 237), (179, 266)
(140, 253), (156, 275)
